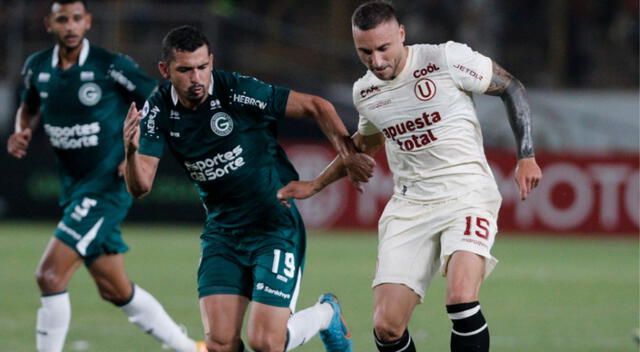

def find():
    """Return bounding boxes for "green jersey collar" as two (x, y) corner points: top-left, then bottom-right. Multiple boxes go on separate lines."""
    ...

(51, 38), (90, 68)
(170, 73), (214, 106)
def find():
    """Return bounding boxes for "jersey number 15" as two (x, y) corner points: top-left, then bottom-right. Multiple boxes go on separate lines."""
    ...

(463, 216), (490, 240)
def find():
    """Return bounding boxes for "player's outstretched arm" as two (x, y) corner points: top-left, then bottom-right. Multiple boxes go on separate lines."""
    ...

(6, 103), (39, 159)
(284, 90), (375, 185)
(277, 132), (383, 207)
(484, 61), (542, 200)
(123, 102), (160, 199)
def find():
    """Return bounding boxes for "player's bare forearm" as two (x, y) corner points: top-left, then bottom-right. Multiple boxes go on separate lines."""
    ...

(311, 105), (355, 160)
(285, 91), (375, 183)
(123, 102), (159, 198)
(7, 104), (39, 159)
(485, 64), (542, 199)
(124, 153), (158, 199)
(314, 156), (349, 193)
(277, 157), (347, 205)
(285, 91), (355, 157)
(484, 61), (534, 159)
(14, 108), (29, 132)
(315, 132), (383, 190)
(15, 104), (36, 132)
(277, 132), (382, 203)
(277, 132), (382, 204)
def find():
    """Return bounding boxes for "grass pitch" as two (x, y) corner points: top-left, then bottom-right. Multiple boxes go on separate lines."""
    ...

(0, 222), (637, 351)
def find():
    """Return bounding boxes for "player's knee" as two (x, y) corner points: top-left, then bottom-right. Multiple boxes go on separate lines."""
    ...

(205, 334), (244, 352)
(373, 306), (407, 341)
(204, 338), (235, 352)
(373, 318), (406, 342)
(247, 333), (285, 352)
(35, 267), (64, 293)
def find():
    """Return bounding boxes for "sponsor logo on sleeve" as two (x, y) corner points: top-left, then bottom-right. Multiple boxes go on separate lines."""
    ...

(144, 105), (161, 137)
(452, 64), (484, 81)
(141, 101), (150, 118)
(78, 82), (102, 106)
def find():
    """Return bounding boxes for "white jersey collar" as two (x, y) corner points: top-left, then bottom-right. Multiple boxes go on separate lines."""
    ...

(51, 38), (90, 68)
(170, 73), (214, 106)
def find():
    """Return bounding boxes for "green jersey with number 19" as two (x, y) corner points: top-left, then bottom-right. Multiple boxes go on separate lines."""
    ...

(20, 39), (157, 206)
(138, 70), (301, 237)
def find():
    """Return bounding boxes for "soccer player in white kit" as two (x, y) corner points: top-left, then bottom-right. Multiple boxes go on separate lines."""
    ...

(278, 1), (542, 351)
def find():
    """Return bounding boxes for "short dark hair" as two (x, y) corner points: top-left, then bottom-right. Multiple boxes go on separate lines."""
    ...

(50, 0), (88, 11)
(352, 1), (398, 30)
(161, 25), (211, 62)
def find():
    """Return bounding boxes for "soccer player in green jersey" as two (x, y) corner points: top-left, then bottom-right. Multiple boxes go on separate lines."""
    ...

(6, 2), (204, 351)
(123, 25), (375, 352)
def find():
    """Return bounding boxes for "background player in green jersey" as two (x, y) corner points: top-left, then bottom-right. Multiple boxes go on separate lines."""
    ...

(123, 26), (375, 352)
(6, 2), (204, 352)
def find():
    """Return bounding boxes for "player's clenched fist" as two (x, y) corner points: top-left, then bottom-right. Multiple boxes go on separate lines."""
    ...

(7, 128), (32, 159)
(123, 102), (142, 157)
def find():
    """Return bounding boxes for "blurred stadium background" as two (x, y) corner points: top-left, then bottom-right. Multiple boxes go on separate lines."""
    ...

(0, 0), (638, 351)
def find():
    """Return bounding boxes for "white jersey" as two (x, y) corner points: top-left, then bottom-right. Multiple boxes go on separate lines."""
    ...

(354, 41), (499, 202)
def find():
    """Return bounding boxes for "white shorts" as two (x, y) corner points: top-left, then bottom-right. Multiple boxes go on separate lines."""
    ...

(372, 186), (502, 300)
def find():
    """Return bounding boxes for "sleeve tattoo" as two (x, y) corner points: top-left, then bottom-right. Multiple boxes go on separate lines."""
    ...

(485, 61), (534, 159)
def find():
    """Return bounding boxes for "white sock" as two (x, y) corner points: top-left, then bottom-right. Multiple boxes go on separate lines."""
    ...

(120, 284), (196, 352)
(286, 302), (333, 351)
(36, 292), (71, 352)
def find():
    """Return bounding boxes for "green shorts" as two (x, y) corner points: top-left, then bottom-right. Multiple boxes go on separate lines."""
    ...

(54, 195), (131, 267)
(198, 210), (306, 310)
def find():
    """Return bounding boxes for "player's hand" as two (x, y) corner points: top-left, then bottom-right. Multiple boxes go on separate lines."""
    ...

(343, 152), (376, 191)
(7, 128), (32, 159)
(123, 102), (142, 157)
(277, 181), (319, 208)
(515, 157), (542, 200)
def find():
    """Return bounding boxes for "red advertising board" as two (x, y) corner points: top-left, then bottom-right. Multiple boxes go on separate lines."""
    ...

(283, 142), (639, 235)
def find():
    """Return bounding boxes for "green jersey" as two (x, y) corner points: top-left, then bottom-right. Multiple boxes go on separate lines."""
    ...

(138, 70), (300, 234)
(20, 39), (157, 206)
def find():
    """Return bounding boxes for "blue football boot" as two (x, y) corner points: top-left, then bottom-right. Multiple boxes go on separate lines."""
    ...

(318, 293), (353, 352)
